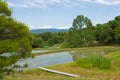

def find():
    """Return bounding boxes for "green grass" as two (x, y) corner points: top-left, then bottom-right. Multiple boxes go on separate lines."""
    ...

(106, 51), (120, 70)
(106, 51), (120, 61)
(74, 53), (111, 69)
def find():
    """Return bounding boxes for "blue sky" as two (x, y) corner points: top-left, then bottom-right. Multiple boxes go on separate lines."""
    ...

(7, 0), (120, 29)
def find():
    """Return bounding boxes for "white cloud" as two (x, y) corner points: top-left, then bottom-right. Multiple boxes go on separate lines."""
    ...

(8, 0), (120, 9)
(29, 25), (53, 29)
(8, 2), (29, 8)
(29, 25), (69, 29)
(57, 26), (70, 29)
(79, 0), (120, 5)
(95, 0), (120, 5)
(8, 0), (81, 8)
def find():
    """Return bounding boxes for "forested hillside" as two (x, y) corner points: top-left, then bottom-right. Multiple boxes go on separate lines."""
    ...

(32, 15), (120, 48)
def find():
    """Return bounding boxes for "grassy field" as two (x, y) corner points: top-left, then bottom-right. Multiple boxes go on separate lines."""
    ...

(4, 46), (120, 80)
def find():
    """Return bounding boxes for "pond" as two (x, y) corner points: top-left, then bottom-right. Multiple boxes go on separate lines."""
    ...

(16, 51), (73, 70)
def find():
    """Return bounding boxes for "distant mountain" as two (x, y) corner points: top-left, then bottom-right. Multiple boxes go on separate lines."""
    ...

(30, 28), (68, 34)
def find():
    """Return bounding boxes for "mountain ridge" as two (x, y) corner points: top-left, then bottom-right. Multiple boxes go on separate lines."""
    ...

(30, 28), (68, 34)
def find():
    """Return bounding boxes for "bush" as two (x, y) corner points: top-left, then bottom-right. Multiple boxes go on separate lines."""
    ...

(75, 53), (111, 69)
(89, 54), (111, 69)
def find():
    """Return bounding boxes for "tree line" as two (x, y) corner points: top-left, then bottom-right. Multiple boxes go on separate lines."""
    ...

(32, 32), (66, 48)
(32, 15), (120, 48)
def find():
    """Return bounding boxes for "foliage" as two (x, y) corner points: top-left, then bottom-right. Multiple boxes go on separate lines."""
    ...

(31, 14), (120, 48)
(38, 32), (53, 41)
(65, 15), (120, 47)
(95, 15), (120, 45)
(0, 0), (11, 16)
(0, 0), (32, 77)
(72, 15), (92, 29)
(32, 37), (44, 48)
(66, 15), (95, 47)
(75, 53), (111, 69)
(48, 32), (66, 46)
(32, 32), (66, 48)
(95, 23), (113, 44)
(113, 16), (120, 44)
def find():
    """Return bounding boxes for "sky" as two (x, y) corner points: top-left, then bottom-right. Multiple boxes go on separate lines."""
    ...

(6, 0), (120, 29)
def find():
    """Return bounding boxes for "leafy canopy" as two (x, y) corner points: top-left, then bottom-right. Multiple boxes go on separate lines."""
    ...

(0, 0), (32, 76)
(66, 15), (94, 47)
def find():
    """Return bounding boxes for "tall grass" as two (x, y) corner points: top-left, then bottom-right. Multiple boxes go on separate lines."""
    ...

(75, 53), (111, 69)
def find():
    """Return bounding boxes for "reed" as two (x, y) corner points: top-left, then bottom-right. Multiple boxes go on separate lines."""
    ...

(75, 53), (111, 69)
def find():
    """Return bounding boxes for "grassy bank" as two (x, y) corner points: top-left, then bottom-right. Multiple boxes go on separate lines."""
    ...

(4, 46), (120, 80)
(4, 62), (120, 80)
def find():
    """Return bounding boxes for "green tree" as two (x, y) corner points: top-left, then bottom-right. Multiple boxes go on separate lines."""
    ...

(35, 32), (66, 47)
(39, 32), (53, 41)
(95, 23), (113, 45)
(0, 0), (32, 78)
(0, 0), (11, 16)
(95, 16), (120, 45)
(47, 32), (66, 46)
(66, 15), (94, 47)
(114, 16), (120, 44)
(32, 37), (44, 48)
(72, 15), (92, 29)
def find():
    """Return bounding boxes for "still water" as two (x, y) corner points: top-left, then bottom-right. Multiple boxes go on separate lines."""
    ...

(16, 51), (73, 70)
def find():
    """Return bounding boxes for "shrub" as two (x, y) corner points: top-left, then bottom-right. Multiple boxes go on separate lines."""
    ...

(89, 54), (111, 69)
